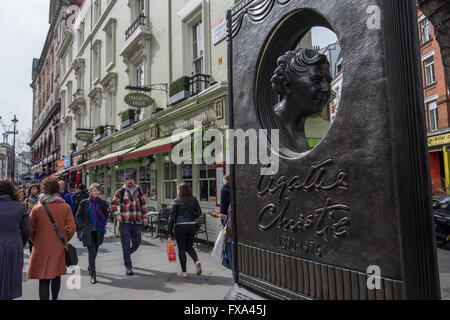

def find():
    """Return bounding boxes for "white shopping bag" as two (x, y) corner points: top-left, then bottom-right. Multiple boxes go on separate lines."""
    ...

(211, 227), (227, 260)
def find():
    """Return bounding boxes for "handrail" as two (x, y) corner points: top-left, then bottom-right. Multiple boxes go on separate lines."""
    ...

(189, 73), (211, 96)
(125, 14), (146, 40)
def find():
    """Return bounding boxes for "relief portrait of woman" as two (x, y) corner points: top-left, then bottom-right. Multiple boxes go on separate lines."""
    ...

(271, 48), (333, 153)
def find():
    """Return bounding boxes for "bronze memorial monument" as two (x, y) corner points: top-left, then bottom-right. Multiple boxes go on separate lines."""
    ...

(226, 0), (441, 300)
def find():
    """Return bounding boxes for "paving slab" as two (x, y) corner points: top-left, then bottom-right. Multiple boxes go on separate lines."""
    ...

(18, 223), (234, 300)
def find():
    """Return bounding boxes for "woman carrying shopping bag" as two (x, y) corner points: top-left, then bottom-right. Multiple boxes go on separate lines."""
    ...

(167, 183), (203, 278)
(209, 207), (233, 271)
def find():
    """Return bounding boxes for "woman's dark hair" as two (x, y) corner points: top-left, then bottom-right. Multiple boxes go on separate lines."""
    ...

(177, 182), (195, 202)
(40, 178), (60, 195)
(0, 180), (19, 201)
(271, 48), (329, 97)
(27, 184), (40, 197)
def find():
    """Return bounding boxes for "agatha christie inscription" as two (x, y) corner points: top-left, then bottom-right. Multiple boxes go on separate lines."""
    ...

(257, 160), (351, 257)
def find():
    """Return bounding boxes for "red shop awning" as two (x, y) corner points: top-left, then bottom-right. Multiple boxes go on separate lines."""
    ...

(86, 148), (135, 168)
(122, 130), (195, 161)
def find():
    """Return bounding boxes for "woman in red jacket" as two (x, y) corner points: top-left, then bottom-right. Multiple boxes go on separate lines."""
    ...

(27, 178), (76, 300)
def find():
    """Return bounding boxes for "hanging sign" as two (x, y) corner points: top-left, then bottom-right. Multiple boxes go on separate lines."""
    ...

(124, 93), (153, 108)
(75, 131), (94, 141)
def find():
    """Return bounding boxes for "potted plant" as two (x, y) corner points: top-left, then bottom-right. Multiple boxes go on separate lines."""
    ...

(70, 143), (77, 153)
(94, 125), (105, 141)
(169, 76), (190, 105)
(121, 109), (136, 129)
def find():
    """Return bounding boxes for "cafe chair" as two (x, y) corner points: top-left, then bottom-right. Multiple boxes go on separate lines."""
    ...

(157, 208), (171, 241)
(195, 212), (210, 247)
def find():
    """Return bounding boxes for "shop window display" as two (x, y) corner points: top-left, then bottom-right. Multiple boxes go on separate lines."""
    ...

(139, 166), (157, 200)
(198, 164), (216, 202)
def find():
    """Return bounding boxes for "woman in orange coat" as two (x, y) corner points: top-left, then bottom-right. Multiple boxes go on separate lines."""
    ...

(27, 178), (76, 300)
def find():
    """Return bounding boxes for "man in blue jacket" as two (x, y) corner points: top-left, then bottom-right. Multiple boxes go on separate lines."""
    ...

(58, 180), (74, 213)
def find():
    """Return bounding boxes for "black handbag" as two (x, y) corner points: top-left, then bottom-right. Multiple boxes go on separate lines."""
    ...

(43, 203), (78, 267)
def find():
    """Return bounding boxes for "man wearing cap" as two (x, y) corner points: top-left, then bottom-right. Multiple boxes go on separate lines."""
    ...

(111, 172), (148, 275)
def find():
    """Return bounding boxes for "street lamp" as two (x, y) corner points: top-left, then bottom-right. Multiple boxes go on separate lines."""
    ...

(11, 115), (18, 185)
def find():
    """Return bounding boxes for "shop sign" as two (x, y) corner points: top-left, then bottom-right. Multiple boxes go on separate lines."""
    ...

(64, 156), (71, 169)
(212, 16), (227, 45)
(75, 131), (94, 141)
(57, 159), (65, 171)
(124, 93), (153, 108)
(428, 133), (450, 147)
(72, 155), (82, 166)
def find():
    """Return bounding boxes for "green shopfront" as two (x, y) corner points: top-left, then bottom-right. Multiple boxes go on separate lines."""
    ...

(73, 83), (229, 242)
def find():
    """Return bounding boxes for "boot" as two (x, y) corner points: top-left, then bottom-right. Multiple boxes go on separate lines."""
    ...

(90, 272), (97, 284)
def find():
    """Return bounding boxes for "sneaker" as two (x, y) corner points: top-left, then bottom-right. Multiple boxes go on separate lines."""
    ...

(195, 262), (202, 276)
(126, 267), (134, 276)
(178, 272), (188, 278)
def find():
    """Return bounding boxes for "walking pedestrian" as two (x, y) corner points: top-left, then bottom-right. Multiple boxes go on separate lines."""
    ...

(73, 184), (89, 215)
(24, 184), (40, 253)
(59, 180), (74, 213)
(75, 183), (108, 284)
(167, 183), (203, 278)
(111, 173), (148, 275)
(209, 207), (233, 271)
(17, 188), (26, 203)
(27, 178), (76, 300)
(219, 175), (231, 226)
(0, 181), (30, 300)
(25, 184), (40, 212)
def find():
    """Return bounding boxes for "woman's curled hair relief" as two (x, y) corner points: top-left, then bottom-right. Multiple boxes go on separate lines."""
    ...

(271, 48), (330, 97)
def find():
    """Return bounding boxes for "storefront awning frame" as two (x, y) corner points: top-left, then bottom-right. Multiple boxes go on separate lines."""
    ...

(86, 147), (135, 169)
(122, 129), (195, 161)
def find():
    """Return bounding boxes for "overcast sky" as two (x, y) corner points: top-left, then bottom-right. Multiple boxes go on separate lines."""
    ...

(0, 0), (49, 142)
(311, 27), (338, 49)
(0, 2), (338, 145)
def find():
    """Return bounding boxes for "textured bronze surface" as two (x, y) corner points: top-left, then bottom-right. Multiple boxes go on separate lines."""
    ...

(228, 0), (441, 300)
(238, 243), (404, 300)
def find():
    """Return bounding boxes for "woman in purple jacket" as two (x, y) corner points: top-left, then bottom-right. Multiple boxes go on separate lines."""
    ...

(0, 181), (30, 300)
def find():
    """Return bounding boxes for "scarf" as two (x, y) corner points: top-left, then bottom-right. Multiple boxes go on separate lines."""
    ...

(39, 194), (62, 204)
(28, 194), (39, 205)
(88, 196), (107, 235)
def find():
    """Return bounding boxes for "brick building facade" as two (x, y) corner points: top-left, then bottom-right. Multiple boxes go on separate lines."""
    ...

(418, 10), (450, 194)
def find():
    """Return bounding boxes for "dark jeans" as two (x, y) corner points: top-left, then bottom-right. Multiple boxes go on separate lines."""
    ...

(119, 223), (142, 268)
(88, 231), (100, 274)
(39, 277), (61, 301)
(175, 224), (199, 273)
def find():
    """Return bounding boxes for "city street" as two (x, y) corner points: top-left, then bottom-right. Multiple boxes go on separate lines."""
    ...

(17, 221), (450, 300)
(19, 224), (234, 300)
(438, 246), (450, 300)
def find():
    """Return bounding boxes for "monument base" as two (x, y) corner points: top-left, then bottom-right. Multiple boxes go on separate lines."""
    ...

(224, 284), (272, 300)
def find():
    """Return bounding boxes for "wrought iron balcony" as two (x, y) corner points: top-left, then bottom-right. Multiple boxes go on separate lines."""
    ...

(189, 74), (211, 96)
(125, 14), (146, 40)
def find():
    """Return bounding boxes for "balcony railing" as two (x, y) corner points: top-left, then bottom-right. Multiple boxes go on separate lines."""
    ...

(125, 14), (146, 40)
(189, 74), (211, 96)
